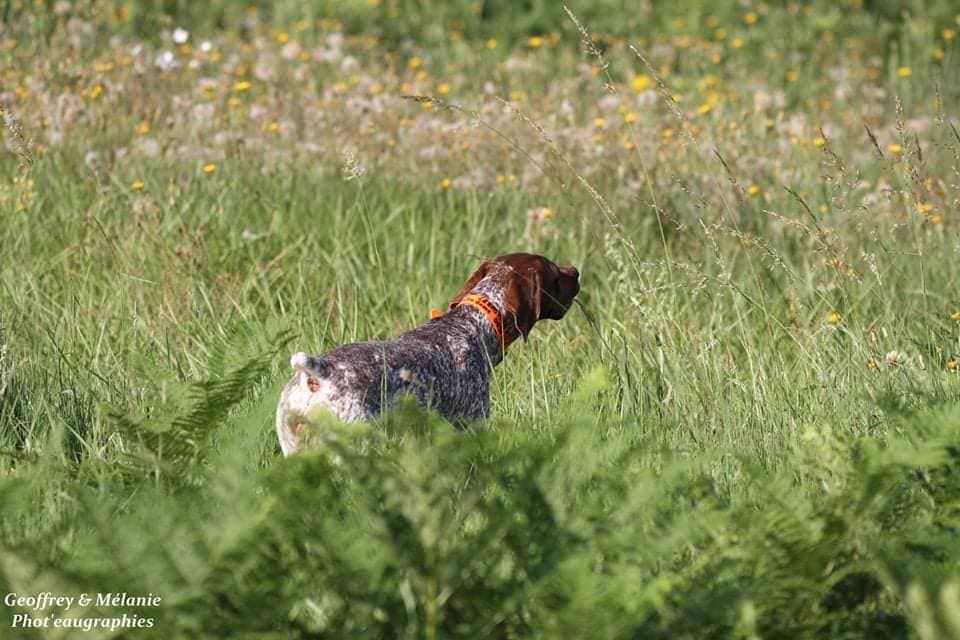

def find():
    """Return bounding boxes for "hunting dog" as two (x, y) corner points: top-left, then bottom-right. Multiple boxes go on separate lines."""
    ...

(275, 253), (580, 455)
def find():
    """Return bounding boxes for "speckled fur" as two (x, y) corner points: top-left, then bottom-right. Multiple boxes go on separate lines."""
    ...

(275, 255), (579, 456)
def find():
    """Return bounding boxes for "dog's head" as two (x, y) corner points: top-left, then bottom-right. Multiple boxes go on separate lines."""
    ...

(449, 253), (580, 341)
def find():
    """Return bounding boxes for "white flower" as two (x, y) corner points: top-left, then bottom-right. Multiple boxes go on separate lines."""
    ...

(885, 351), (906, 367)
(154, 50), (178, 72)
(172, 28), (189, 44)
(199, 40), (213, 53)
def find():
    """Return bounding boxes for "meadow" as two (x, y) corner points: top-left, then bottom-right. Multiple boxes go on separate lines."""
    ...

(2, 0), (960, 637)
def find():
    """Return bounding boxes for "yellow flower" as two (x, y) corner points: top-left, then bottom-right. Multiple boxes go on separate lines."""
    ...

(948, 360), (958, 371)
(632, 74), (651, 91)
(135, 120), (151, 136)
(698, 103), (713, 115)
(437, 82), (450, 95)
(594, 117), (607, 129)
(813, 137), (827, 147)
(233, 80), (251, 92)
(746, 185), (760, 197)
(897, 66), (912, 77)
(918, 202), (935, 214)
(439, 178), (451, 189)
(744, 11), (758, 25)
(826, 312), (841, 326)
(407, 56), (422, 70)
(528, 35), (544, 48)
(931, 214), (944, 225)
(268, 121), (280, 133)
(786, 70), (798, 82)
(203, 163), (217, 175)
(732, 37), (744, 49)
(486, 38), (498, 49)
(542, 208), (554, 219)
(951, 311), (960, 321)
(276, 31), (290, 44)
(131, 180), (145, 191)
(88, 84), (104, 99)
(943, 28), (956, 41)
(887, 143), (903, 154)
(624, 112), (637, 123)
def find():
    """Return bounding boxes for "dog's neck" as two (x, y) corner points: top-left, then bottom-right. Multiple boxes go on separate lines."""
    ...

(442, 290), (522, 366)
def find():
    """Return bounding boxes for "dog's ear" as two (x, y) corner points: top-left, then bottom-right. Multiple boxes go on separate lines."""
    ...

(449, 260), (492, 309)
(508, 266), (541, 341)
(525, 268), (542, 337)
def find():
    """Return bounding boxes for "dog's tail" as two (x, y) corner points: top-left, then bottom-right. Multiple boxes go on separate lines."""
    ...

(290, 352), (330, 377)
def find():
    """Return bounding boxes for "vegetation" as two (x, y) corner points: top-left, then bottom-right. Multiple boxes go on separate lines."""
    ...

(2, 0), (960, 637)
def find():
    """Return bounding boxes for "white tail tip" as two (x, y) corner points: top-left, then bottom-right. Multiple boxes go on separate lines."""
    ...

(290, 352), (309, 371)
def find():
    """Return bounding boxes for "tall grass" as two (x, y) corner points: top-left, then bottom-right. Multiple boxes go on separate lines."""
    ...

(2, 0), (960, 637)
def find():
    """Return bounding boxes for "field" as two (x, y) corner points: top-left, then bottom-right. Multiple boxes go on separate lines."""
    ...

(2, 0), (960, 637)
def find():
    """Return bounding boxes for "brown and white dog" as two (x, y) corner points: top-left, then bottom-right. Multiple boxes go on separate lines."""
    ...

(275, 253), (580, 455)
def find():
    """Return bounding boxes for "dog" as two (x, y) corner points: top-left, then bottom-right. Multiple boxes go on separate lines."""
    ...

(275, 253), (580, 455)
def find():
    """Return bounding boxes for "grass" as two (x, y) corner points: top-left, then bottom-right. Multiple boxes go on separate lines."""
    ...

(2, 0), (960, 637)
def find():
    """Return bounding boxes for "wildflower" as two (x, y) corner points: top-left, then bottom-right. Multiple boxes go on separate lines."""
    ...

(233, 80), (251, 92)
(786, 70), (798, 82)
(437, 82), (450, 95)
(408, 56), (422, 70)
(885, 351), (905, 367)
(918, 202), (934, 215)
(624, 112), (637, 123)
(131, 179), (145, 191)
(826, 312), (841, 326)
(276, 31), (290, 44)
(897, 66), (912, 77)
(632, 74), (651, 91)
(154, 50), (178, 72)
(698, 103), (713, 115)
(744, 11), (758, 24)
(172, 27), (189, 44)
(887, 143), (903, 154)
(813, 137), (826, 147)
(268, 121), (280, 133)
(931, 214), (944, 225)
(944, 28), (957, 41)
(951, 311), (960, 321)
(732, 37), (744, 49)
(528, 36), (544, 48)
(87, 84), (104, 99)
(594, 117), (607, 129)
(747, 185), (761, 197)
(439, 178), (451, 189)
(486, 39), (498, 49)
(203, 163), (217, 175)
(949, 360), (958, 371)
(135, 120), (150, 136)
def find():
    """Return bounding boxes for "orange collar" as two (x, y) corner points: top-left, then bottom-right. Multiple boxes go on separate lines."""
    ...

(435, 293), (512, 352)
